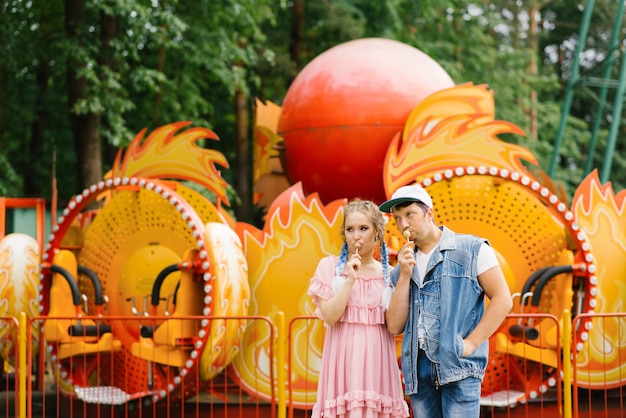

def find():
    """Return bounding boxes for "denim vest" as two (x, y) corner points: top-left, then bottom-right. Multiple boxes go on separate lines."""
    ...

(391, 226), (489, 394)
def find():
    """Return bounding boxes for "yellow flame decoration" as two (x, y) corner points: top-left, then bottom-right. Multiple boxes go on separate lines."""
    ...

(111, 121), (230, 205)
(255, 98), (282, 133)
(253, 126), (283, 183)
(571, 171), (626, 389)
(230, 183), (345, 406)
(383, 83), (538, 194)
(253, 98), (282, 180)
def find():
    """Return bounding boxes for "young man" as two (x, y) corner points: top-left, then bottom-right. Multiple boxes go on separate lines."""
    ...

(380, 184), (512, 418)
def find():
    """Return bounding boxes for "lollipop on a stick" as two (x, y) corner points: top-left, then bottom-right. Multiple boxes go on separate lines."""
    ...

(402, 230), (411, 242)
(355, 243), (361, 255)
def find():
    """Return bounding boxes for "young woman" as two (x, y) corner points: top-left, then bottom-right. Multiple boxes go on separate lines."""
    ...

(308, 199), (410, 418)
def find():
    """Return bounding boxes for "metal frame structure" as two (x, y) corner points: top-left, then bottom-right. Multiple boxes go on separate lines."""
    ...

(551, 0), (626, 183)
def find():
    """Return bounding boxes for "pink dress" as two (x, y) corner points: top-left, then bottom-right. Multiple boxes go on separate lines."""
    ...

(308, 256), (410, 418)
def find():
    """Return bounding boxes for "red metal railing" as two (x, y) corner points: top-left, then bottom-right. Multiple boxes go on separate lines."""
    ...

(0, 312), (625, 417)
(572, 312), (626, 418)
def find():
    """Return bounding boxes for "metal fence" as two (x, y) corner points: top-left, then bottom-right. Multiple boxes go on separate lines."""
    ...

(1, 312), (625, 417)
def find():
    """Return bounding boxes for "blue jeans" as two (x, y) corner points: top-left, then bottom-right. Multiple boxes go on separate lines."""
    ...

(409, 349), (481, 418)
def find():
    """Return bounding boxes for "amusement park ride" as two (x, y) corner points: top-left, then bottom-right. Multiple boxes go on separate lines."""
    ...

(0, 2), (625, 414)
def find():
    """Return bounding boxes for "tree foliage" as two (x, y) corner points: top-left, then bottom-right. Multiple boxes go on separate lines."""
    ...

(0, 0), (623, 219)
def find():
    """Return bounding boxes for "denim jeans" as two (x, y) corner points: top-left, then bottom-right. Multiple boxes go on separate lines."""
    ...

(409, 349), (481, 418)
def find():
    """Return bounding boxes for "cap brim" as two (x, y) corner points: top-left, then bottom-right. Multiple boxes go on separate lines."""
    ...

(379, 197), (422, 213)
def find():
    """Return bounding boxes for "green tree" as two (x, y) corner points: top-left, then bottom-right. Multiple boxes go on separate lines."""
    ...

(1, 0), (623, 213)
(1, 0), (279, 221)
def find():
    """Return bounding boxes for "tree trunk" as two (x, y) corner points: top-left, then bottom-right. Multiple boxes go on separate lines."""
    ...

(0, 66), (4, 152)
(234, 89), (251, 222)
(289, 0), (305, 71)
(527, 4), (540, 141)
(25, 59), (51, 197)
(65, 0), (102, 203)
(99, 7), (117, 169)
(153, 0), (167, 125)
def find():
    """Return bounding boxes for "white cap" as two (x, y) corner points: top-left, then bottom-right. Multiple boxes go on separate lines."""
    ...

(379, 184), (433, 213)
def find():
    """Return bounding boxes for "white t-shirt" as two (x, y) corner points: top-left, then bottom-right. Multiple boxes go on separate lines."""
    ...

(416, 243), (499, 286)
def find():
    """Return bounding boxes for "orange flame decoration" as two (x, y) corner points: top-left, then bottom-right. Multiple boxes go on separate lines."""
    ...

(230, 183), (346, 406)
(253, 100), (285, 206)
(383, 83), (538, 194)
(253, 99), (283, 183)
(253, 126), (283, 183)
(570, 171), (626, 388)
(0, 233), (40, 365)
(111, 121), (230, 205)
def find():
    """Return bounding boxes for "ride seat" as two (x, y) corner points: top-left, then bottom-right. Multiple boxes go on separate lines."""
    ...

(130, 249), (204, 367)
(44, 250), (121, 359)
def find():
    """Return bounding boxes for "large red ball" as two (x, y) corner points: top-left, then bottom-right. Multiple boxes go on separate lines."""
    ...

(277, 38), (454, 204)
